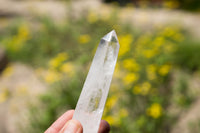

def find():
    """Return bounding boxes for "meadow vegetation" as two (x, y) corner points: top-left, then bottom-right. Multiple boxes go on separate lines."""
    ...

(0, 8), (200, 133)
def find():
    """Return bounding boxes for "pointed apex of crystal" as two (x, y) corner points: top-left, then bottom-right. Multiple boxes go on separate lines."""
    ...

(102, 30), (119, 42)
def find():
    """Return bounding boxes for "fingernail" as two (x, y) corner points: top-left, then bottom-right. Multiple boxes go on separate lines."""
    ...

(63, 120), (82, 133)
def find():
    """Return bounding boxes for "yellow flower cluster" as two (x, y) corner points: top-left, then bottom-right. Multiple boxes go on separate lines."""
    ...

(105, 95), (118, 110)
(122, 59), (140, 72)
(60, 62), (75, 76)
(123, 73), (139, 85)
(103, 108), (128, 126)
(146, 64), (157, 80)
(118, 34), (133, 56)
(0, 88), (10, 103)
(161, 26), (184, 42)
(132, 82), (151, 95)
(78, 34), (91, 44)
(103, 115), (120, 126)
(158, 64), (171, 76)
(44, 70), (61, 84)
(147, 103), (162, 119)
(42, 52), (75, 84)
(102, 25), (183, 125)
(4, 24), (30, 52)
(49, 53), (68, 69)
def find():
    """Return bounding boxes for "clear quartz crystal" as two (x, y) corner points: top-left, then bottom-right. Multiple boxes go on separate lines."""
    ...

(72, 30), (120, 133)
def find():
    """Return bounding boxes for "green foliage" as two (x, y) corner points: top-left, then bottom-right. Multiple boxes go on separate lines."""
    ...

(27, 76), (83, 133)
(172, 73), (193, 108)
(176, 0), (200, 11)
(173, 40), (200, 71)
(104, 0), (200, 11)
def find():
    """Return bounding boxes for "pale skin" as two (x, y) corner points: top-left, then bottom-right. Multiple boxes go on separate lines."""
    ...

(45, 110), (110, 133)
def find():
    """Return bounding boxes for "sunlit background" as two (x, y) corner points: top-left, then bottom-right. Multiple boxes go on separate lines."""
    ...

(0, 0), (200, 133)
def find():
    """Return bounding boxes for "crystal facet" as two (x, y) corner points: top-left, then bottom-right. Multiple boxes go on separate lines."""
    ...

(72, 30), (120, 133)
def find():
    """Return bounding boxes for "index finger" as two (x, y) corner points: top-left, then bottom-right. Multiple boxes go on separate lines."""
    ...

(45, 110), (74, 133)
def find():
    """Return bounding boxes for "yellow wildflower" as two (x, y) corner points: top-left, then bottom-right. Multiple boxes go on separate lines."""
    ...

(132, 85), (141, 95)
(118, 34), (133, 56)
(146, 64), (157, 80)
(147, 103), (162, 119)
(6, 24), (30, 52)
(78, 34), (91, 44)
(44, 70), (61, 83)
(142, 49), (157, 58)
(123, 73), (139, 85)
(132, 82), (151, 95)
(60, 62), (74, 77)
(158, 64), (171, 76)
(140, 82), (151, 95)
(153, 37), (164, 48)
(106, 95), (118, 109)
(122, 59), (140, 72)
(0, 88), (10, 103)
(49, 53), (68, 69)
(18, 24), (30, 39)
(103, 115), (120, 126)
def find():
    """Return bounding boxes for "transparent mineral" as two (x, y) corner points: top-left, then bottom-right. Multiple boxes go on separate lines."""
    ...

(72, 30), (120, 133)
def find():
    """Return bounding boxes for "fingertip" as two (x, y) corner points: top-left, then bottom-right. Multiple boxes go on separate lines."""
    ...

(65, 110), (75, 116)
(45, 109), (75, 133)
(60, 119), (83, 133)
(98, 120), (110, 133)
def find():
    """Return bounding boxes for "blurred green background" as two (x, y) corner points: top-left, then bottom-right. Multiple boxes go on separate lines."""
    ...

(0, 0), (200, 133)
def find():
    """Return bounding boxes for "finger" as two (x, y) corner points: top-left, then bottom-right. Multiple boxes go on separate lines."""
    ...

(59, 119), (83, 133)
(98, 120), (110, 133)
(45, 110), (74, 133)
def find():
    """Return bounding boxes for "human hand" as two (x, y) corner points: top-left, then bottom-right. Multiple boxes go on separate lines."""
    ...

(45, 110), (110, 133)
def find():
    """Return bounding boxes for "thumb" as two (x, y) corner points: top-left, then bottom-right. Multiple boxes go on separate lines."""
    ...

(59, 119), (83, 133)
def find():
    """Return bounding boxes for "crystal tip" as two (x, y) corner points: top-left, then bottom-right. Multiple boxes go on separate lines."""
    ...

(102, 30), (118, 42)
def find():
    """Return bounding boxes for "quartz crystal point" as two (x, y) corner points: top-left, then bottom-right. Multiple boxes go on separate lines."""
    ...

(72, 30), (120, 133)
